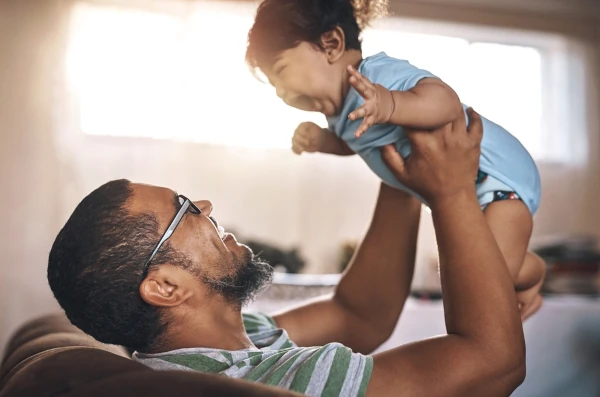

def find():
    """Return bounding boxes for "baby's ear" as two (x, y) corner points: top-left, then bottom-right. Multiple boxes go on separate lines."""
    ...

(321, 27), (345, 63)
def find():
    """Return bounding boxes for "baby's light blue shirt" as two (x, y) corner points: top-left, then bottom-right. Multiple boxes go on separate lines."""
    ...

(327, 52), (541, 214)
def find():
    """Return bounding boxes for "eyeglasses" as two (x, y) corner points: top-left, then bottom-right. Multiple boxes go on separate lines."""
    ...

(142, 195), (201, 278)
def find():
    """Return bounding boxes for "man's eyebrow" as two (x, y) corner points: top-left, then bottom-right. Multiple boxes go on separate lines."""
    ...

(172, 192), (180, 212)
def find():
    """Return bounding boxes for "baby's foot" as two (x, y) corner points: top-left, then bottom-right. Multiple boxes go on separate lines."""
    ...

(516, 277), (543, 321)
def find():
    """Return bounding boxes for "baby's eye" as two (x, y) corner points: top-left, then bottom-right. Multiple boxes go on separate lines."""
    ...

(275, 65), (287, 75)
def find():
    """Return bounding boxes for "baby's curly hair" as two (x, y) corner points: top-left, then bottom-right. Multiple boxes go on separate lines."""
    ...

(246, 0), (388, 72)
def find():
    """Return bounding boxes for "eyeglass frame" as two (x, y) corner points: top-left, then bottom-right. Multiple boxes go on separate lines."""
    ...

(142, 194), (201, 278)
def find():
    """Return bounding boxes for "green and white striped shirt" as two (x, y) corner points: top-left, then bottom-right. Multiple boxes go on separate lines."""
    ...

(133, 312), (373, 397)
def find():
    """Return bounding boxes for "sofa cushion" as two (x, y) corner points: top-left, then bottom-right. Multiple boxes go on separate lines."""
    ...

(2, 314), (78, 362)
(0, 332), (128, 383)
(0, 348), (300, 397)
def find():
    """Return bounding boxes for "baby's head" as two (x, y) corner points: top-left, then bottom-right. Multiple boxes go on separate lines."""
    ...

(246, 0), (387, 117)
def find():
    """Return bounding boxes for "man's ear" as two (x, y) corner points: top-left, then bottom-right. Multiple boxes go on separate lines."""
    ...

(321, 27), (346, 63)
(139, 265), (193, 308)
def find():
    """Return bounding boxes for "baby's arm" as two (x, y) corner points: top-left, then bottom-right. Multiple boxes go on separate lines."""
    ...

(388, 78), (464, 130)
(320, 130), (355, 156)
(292, 122), (355, 156)
(348, 66), (465, 137)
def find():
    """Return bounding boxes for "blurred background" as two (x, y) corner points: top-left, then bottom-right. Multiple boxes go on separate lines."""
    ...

(0, 0), (599, 395)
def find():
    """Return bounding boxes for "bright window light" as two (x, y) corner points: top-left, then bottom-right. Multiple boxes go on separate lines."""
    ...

(67, 2), (546, 157)
(67, 2), (324, 149)
(362, 29), (543, 158)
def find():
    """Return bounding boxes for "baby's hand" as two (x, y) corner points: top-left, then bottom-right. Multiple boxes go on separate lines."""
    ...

(292, 122), (326, 155)
(347, 65), (395, 138)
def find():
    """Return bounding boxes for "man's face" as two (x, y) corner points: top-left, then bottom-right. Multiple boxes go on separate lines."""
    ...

(128, 183), (273, 306)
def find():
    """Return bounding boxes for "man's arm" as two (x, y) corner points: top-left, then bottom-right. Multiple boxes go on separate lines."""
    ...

(272, 184), (421, 354)
(367, 109), (525, 397)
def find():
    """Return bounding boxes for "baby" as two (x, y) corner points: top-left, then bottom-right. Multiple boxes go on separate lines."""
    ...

(246, 0), (545, 317)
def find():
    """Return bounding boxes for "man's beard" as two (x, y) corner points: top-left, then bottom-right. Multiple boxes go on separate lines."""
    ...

(201, 253), (274, 309)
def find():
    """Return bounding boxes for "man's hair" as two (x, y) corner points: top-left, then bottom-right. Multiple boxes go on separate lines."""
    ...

(48, 179), (192, 351)
(246, 0), (388, 73)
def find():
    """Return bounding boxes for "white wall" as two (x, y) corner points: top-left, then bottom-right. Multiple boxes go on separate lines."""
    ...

(56, 135), (383, 275)
(0, 0), (599, 357)
(0, 0), (67, 355)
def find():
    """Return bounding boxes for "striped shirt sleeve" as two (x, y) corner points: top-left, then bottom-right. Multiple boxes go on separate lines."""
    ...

(134, 313), (373, 397)
(245, 343), (373, 397)
(243, 312), (277, 333)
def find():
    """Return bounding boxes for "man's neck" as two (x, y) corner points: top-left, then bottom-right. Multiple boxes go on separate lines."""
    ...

(148, 300), (254, 353)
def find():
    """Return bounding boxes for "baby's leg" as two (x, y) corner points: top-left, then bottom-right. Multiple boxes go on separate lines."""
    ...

(483, 199), (532, 283)
(484, 200), (545, 319)
(515, 253), (546, 320)
(515, 251), (546, 291)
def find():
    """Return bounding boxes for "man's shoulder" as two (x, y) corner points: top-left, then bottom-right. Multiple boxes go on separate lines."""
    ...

(242, 311), (278, 333)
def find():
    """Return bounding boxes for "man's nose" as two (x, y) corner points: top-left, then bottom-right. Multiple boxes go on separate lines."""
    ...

(195, 200), (213, 215)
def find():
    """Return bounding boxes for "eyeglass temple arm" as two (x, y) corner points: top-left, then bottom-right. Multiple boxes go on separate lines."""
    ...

(145, 201), (191, 266)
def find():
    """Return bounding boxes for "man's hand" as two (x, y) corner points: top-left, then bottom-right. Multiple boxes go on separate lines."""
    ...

(291, 122), (327, 155)
(381, 108), (482, 207)
(347, 65), (395, 138)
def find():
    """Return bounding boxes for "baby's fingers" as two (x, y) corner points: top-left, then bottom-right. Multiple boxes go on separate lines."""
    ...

(291, 135), (308, 155)
(348, 105), (367, 122)
(292, 144), (304, 155)
(292, 134), (309, 148)
(347, 65), (371, 84)
(354, 116), (375, 138)
(348, 66), (374, 99)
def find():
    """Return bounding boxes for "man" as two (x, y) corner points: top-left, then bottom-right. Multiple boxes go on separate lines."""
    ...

(48, 109), (527, 396)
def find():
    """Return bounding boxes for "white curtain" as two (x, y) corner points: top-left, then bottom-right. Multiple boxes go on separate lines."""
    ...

(0, 0), (75, 355)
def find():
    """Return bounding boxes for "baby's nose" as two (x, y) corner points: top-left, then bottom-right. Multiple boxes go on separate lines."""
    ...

(275, 85), (287, 101)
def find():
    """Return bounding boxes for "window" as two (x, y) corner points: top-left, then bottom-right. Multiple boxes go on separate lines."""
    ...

(362, 29), (543, 158)
(66, 1), (570, 160)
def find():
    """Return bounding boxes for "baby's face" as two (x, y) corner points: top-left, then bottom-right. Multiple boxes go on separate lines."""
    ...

(261, 42), (345, 117)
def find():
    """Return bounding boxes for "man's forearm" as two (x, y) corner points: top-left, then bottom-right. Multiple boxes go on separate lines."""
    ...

(334, 184), (421, 344)
(431, 190), (524, 361)
(272, 184), (420, 353)
(388, 80), (463, 130)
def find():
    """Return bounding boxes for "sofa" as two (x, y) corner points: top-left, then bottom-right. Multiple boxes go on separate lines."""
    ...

(0, 313), (301, 397)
